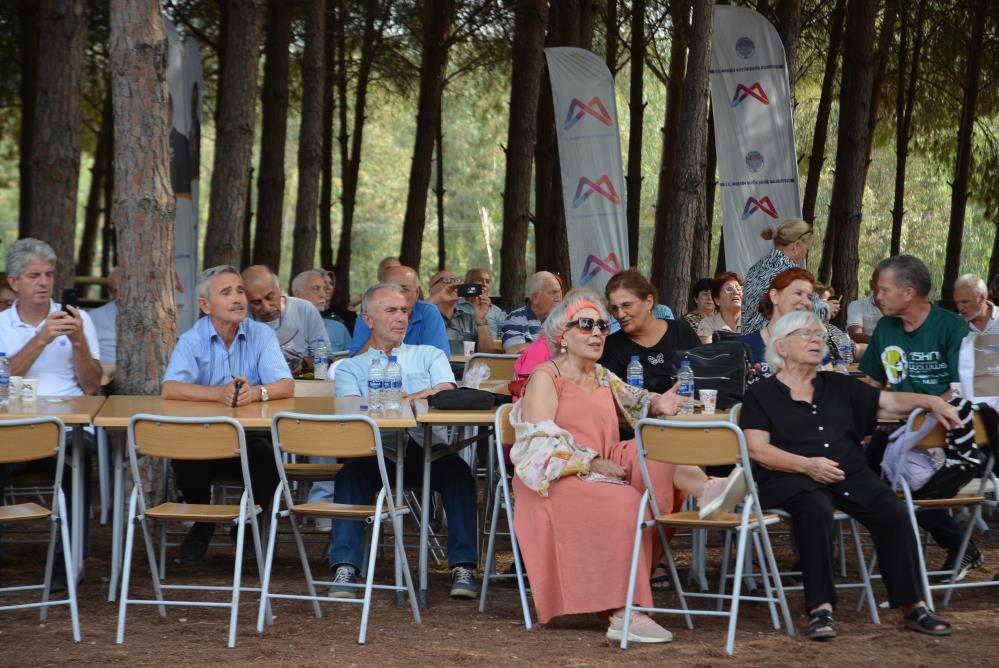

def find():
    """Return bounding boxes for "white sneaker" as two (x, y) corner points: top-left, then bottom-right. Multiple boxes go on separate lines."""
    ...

(606, 612), (673, 643)
(697, 469), (747, 519)
(314, 517), (332, 532)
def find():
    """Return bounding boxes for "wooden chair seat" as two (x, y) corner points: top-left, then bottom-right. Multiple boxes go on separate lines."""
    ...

(655, 510), (780, 529)
(0, 502), (51, 523)
(290, 501), (409, 519)
(913, 495), (985, 508)
(144, 502), (258, 522)
(283, 463), (343, 481)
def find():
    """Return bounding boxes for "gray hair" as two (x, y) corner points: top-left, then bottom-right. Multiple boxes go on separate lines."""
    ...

(542, 288), (609, 343)
(876, 254), (932, 298)
(361, 282), (406, 313)
(291, 269), (326, 296)
(765, 311), (828, 372)
(195, 265), (240, 300)
(954, 273), (987, 299)
(526, 271), (557, 297)
(5, 238), (57, 278)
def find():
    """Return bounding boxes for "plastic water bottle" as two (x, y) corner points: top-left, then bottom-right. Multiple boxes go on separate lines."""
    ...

(828, 336), (849, 374)
(677, 360), (695, 414)
(368, 358), (384, 410)
(383, 355), (402, 410)
(626, 355), (644, 388)
(0, 352), (9, 404)
(313, 341), (330, 380)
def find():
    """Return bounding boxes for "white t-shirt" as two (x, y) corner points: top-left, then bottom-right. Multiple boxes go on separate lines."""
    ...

(0, 300), (101, 397)
(845, 296), (882, 336)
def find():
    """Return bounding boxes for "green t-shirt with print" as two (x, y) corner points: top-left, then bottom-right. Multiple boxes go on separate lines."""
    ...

(859, 305), (967, 396)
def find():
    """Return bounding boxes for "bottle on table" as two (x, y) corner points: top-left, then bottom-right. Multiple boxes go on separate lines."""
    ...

(368, 358), (384, 411)
(383, 355), (402, 410)
(626, 355), (644, 388)
(677, 360), (695, 414)
(313, 341), (331, 380)
(827, 335), (849, 375)
(0, 352), (9, 404)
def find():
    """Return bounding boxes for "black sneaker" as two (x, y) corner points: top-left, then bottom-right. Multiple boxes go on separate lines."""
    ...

(328, 565), (358, 598)
(449, 565), (479, 599)
(180, 532), (210, 563)
(936, 548), (984, 582)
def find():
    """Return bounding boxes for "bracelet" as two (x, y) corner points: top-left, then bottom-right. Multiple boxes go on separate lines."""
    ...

(476, 320), (488, 326)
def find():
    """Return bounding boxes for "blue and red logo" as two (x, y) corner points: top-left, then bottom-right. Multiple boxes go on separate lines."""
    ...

(741, 196), (778, 220)
(730, 82), (769, 107)
(572, 175), (621, 208)
(735, 37), (755, 59)
(745, 150), (764, 172)
(564, 96), (613, 130)
(579, 252), (623, 286)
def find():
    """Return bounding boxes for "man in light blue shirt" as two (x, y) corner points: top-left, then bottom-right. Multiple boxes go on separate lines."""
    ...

(329, 282), (479, 600)
(162, 265), (293, 562)
(291, 269), (352, 351)
(348, 265), (449, 357)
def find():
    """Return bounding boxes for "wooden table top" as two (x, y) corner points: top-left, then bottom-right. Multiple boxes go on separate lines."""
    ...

(412, 399), (499, 425)
(94, 395), (416, 429)
(0, 395), (106, 424)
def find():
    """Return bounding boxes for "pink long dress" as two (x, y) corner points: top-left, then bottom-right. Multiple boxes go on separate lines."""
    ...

(512, 368), (683, 624)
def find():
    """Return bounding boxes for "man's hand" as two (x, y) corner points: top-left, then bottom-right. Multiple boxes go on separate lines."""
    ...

(803, 457), (845, 484)
(826, 297), (841, 319)
(38, 309), (81, 345)
(219, 376), (255, 407)
(471, 294), (491, 321)
(590, 458), (626, 480)
(929, 397), (962, 431)
(63, 305), (89, 345)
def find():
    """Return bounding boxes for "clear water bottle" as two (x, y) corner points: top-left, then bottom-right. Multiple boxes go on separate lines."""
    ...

(313, 341), (330, 380)
(0, 352), (9, 404)
(828, 335), (849, 374)
(368, 358), (384, 410)
(677, 360), (695, 414)
(626, 355), (644, 388)
(383, 355), (402, 410)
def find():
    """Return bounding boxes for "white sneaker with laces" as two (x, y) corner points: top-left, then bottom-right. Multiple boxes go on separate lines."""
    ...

(606, 612), (673, 643)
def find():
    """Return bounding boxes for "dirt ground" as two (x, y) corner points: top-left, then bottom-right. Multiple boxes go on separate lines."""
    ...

(2, 510), (999, 667)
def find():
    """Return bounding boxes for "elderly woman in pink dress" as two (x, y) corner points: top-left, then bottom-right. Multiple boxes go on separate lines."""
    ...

(511, 288), (745, 644)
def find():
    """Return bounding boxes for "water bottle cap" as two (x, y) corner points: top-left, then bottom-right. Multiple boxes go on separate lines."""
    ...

(359, 405), (368, 411)
(680, 360), (690, 366)
(388, 355), (397, 362)
(630, 355), (639, 361)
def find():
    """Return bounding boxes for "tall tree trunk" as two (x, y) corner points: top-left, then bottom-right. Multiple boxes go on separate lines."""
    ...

(319, 3), (337, 270)
(500, 0), (549, 308)
(989, 222), (999, 291)
(291, 0), (326, 276)
(252, 0), (292, 272)
(101, 116), (115, 288)
(625, 0), (646, 266)
(78, 87), (112, 281)
(604, 0), (618, 73)
(241, 167), (254, 270)
(204, 0), (263, 269)
(714, 227), (726, 275)
(695, 102), (716, 283)
(860, 0), (898, 184)
(801, 0), (845, 225)
(109, 0), (178, 394)
(17, 0), (40, 240)
(399, 0), (457, 272)
(891, 0), (926, 256)
(941, 0), (987, 301)
(30, 0), (87, 290)
(827, 0), (878, 311)
(776, 0), (801, 108)
(435, 116), (446, 271)
(650, 0), (689, 289)
(658, 0), (713, 312)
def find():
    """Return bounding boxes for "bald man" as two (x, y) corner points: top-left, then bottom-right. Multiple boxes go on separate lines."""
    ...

(242, 265), (330, 374)
(348, 264), (449, 358)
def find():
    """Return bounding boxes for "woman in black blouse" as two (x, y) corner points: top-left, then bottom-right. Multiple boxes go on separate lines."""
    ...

(739, 311), (958, 641)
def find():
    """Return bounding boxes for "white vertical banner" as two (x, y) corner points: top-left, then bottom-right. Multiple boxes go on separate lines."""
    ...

(709, 5), (800, 277)
(545, 47), (629, 292)
(165, 19), (202, 332)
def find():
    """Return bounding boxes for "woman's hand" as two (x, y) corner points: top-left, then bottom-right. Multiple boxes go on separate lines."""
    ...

(929, 397), (962, 431)
(652, 381), (683, 417)
(803, 457), (845, 485)
(590, 458), (626, 480)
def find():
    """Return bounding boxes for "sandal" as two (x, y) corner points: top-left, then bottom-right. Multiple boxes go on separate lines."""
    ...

(807, 609), (837, 641)
(904, 606), (952, 636)
(650, 565), (672, 592)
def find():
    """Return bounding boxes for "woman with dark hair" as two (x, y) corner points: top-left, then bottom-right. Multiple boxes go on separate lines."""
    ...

(696, 272), (743, 343)
(684, 278), (715, 331)
(600, 269), (700, 393)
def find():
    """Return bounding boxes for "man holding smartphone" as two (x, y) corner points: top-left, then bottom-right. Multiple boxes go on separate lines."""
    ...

(456, 267), (506, 339)
(427, 269), (499, 353)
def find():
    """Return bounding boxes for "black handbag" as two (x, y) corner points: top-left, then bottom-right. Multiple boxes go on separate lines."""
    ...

(428, 387), (512, 410)
(680, 341), (752, 410)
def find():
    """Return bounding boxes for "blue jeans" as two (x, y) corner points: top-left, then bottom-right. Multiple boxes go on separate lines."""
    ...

(329, 439), (477, 570)
(918, 509), (971, 553)
(307, 457), (336, 504)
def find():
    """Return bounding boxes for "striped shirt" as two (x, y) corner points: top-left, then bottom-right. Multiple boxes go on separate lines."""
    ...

(501, 301), (542, 351)
(741, 249), (830, 334)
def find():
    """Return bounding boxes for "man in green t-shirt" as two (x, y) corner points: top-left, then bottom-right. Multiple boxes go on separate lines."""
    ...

(860, 254), (982, 581)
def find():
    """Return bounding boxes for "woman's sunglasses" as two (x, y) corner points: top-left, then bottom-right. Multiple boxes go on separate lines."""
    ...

(567, 317), (611, 335)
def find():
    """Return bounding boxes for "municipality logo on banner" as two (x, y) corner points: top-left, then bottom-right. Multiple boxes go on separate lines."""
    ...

(564, 96), (613, 129)
(572, 175), (621, 208)
(580, 252), (623, 286)
(730, 82), (769, 107)
(741, 196), (778, 220)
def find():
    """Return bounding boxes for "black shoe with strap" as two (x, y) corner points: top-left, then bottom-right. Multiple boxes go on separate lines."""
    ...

(904, 606), (952, 636)
(807, 609), (837, 641)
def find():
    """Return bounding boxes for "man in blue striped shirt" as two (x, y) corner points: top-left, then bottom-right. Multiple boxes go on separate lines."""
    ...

(162, 265), (293, 562)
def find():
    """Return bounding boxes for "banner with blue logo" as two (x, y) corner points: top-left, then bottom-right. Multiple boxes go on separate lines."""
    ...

(545, 47), (629, 292)
(709, 6), (801, 276)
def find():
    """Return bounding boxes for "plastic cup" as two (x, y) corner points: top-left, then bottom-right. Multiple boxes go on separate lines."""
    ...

(21, 378), (39, 401)
(463, 341), (476, 357)
(699, 389), (718, 414)
(9, 376), (23, 397)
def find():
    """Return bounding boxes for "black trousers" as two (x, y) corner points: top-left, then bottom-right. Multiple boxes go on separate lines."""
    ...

(779, 485), (923, 612)
(170, 432), (278, 542)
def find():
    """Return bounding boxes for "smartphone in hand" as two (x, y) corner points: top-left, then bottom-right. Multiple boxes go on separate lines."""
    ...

(61, 288), (79, 314)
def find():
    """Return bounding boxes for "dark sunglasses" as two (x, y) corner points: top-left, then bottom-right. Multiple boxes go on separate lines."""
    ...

(567, 317), (611, 335)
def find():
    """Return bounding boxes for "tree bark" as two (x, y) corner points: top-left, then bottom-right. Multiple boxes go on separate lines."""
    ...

(100, 114), (115, 287)
(827, 0), (878, 312)
(109, 0), (178, 395)
(435, 115), (446, 271)
(801, 0), (845, 225)
(78, 87), (112, 281)
(252, 0), (292, 273)
(650, 0), (689, 290)
(399, 0), (457, 272)
(658, 0), (713, 313)
(860, 0), (898, 184)
(714, 226), (726, 275)
(319, 4), (337, 270)
(989, 222), (999, 291)
(204, 0), (263, 269)
(604, 0), (618, 73)
(241, 167), (254, 270)
(625, 0), (646, 266)
(17, 0), (40, 240)
(775, 0), (801, 108)
(941, 0), (988, 301)
(291, 0), (326, 276)
(500, 0), (549, 308)
(30, 0), (87, 290)
(694, 102), (716, 283)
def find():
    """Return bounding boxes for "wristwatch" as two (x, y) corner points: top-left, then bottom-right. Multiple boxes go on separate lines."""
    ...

(476, 319), (488, 326)
(259, 385), (269, 402)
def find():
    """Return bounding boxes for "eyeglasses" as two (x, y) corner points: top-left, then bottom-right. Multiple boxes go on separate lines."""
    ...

(788, 327), (826, 342)
(567, 317), (611, 335)
(430, 276), (459, 288)
(721, 284), (743, 295)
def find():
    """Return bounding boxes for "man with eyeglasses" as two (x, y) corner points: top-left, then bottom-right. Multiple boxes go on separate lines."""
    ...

(347, 265), (449, 358)
(162, 265), (293, 562)
(427, 269), (499, 353)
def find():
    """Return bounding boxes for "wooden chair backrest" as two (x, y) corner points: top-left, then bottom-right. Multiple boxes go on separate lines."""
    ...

(639, 421), (740, 467)
(133, 419), (241, 461)
(275, 416), (376, 459)
(496, 403), (516, 447)
(466, 354), (517, 381)
(911, 410), (990, 449)
(0, 420), (62, 464)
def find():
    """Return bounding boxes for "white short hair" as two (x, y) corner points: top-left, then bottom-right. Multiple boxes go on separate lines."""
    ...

(291, 269), (326, 295)
(526, 271), (556, 298)
(5, 238), (57, 278)
(954, 274), (987, 299)
(765, 311), (827, 372)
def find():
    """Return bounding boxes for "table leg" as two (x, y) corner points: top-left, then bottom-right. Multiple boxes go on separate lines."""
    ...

(108, 429), (125, 603)
(394, 431), (405, 608)
(71, 426), (84, 579)
(419, 424), (433, 609)
(97, 425), (109, 525)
